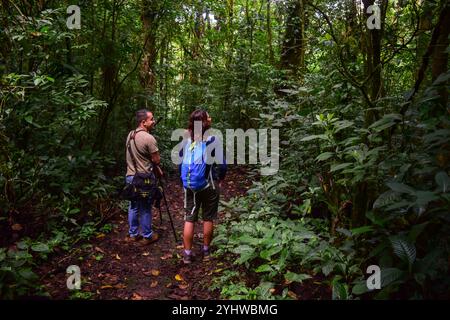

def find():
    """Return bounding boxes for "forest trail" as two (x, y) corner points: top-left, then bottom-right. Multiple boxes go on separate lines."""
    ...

(37, 167), (251, 300)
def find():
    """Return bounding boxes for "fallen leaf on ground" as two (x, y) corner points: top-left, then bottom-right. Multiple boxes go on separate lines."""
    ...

(161, 253), (173, 260)
(151, 269), (160, 276)
(175, 274), (184, 282)
(95, 247), (105, 254)
(100, 285), (113, 289)
(96, 233), (106, 239)
(131, 293), (143, 300)
(150, 281), (158, 288)
(287, 291), (298, 299)
(115, 254), (121, 260)
(142, 252), (150, 256)
(114, 284), (127, 289)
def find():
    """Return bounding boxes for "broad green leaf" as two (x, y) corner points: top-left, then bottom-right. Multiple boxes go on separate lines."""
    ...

(368, 114), (402, 132)
(373, 190), (401, 209)
(285, 271), (311, 283)
(334, 120), (354, 133)
(260, 246), (282, 260)
(386, 182), (415, 195)
(18, 268), (38, 281)
(255, 264), (273, 273)
(233, 245), (256, 264)
(31, 243), (50, 253)
(24, 115), (33, 124)
(332, 279), (348, 300)
(414, 191), (439, 207)
(16, 241), (28, 250)
(351, 225), (373, 236)
(390, 237), (416, 267)
(435, 171), (450, 193)
(315, 152), (334, 161)
(381, 268), (405, 287)
(352, 281), (370, 295)
(330, 163), (352, 172)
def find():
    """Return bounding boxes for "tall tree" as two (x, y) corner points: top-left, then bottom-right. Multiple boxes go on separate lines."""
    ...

(280, 0), (307, 79)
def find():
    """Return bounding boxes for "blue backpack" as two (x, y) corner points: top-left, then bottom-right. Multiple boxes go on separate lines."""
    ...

(181, 138), (213, 191)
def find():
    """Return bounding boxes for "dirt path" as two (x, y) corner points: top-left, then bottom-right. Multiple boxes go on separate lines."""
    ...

(38, 167), (251, 300)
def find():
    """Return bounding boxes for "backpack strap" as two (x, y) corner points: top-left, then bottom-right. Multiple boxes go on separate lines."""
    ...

(127, 130), (153, 173)
(126, 130), (139, 174)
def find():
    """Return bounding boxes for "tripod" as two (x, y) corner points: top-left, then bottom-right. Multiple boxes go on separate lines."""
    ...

(156, 178), (178, 242)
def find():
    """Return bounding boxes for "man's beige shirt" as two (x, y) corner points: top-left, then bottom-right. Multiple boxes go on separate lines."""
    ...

(126, 130), (158, 176)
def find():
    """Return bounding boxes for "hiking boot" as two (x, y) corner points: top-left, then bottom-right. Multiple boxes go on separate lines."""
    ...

(125, 235), (141, 243)
(140, 233), (159, 245)
(182, 251), (193, 264)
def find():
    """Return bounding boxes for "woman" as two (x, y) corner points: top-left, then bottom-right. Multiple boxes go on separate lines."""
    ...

(179, 110), (227, 264)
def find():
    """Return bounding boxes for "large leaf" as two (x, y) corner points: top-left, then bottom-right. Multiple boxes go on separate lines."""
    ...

(31, 243), (50, 253)
(368, 114), (402, 132)
(350, 225), (374, 236)
(285, 271), (311, 283)
(435, 171), (450, 193)
(255, 264), (274, 273)
(18, 268), (38, 281)
(414, 191), (439, 207)
(315, 152), (334, 162)
(233, 245), (256, 264)
(390, 237), (416, 267)
(260, 246), (282, 260)
(381, 268), (405, 287)
(386, 182), (415, 195)
(331, 278), (348, 300)
(352, 280), (370, 295)
(334, 120), (354, 133)
(330, 163), (352, 172)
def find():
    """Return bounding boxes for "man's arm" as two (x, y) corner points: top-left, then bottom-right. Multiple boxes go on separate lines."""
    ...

(151, 151), (160, 165)
(151, 151), (163, 178)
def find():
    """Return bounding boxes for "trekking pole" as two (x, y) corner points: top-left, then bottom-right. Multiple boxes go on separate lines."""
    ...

(158, 178), (178, 242)
(158, 206), (163, 225)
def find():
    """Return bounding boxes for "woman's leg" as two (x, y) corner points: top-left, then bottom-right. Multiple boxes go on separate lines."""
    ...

(203, 221), (213, 247)
(183, 221), (195, 250)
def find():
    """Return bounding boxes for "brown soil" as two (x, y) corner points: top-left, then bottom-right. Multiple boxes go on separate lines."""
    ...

(37, 166), (253, 300)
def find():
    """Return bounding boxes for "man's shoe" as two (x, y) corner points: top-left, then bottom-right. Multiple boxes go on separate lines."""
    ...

(141, 233), (159, 245)
(125, 235), (141, 243)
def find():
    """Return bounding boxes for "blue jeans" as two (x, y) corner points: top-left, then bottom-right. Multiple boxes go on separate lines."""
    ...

(126, 175), (153, 239)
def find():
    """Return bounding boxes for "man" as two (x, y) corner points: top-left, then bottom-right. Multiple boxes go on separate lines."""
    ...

(125, 109), (161, 245)
(180, 110), (227, 264)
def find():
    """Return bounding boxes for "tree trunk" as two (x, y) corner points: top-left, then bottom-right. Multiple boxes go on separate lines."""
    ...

(266, 0), (275, 65)
(279, 0), (306, 79)
(431, 3), (449, 111)
(140, 0), (160, 101)
(362, 0), (386, 126)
